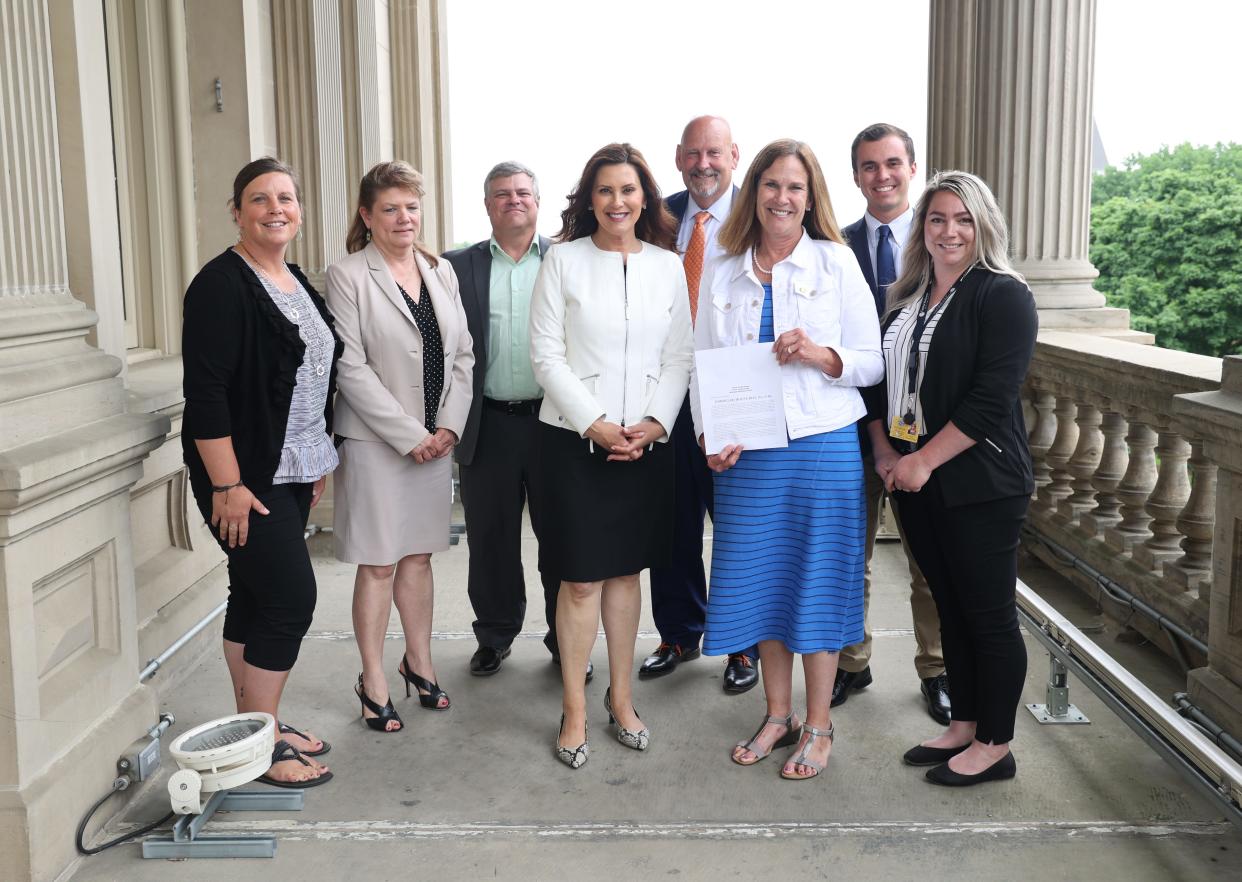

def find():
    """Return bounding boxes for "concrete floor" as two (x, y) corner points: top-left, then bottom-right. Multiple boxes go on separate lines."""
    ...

(68, 515), (1242, 881)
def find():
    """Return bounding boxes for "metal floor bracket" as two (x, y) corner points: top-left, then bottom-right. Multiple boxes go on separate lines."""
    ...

(142, 788), (303, 859)
(1026, 654), (1090, 724)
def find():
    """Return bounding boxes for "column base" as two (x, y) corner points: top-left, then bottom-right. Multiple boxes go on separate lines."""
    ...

(1186, 667), (1242, 742)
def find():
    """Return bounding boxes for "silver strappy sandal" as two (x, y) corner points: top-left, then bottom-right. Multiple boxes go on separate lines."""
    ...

(732, 711), (801, 766)
(780, 722), (834, 781)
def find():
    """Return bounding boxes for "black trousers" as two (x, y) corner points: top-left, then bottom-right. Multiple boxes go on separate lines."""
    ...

(648, 397), (712, 649)
(459, 406), (559, 654)
(893, 478), (1028, 744)
(196, 482), (315, 672)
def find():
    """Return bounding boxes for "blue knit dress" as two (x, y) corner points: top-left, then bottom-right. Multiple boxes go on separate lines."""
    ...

(703, 284), (866, 655)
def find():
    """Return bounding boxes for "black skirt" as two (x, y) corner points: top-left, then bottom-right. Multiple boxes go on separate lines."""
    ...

(537, 422), (674, 583)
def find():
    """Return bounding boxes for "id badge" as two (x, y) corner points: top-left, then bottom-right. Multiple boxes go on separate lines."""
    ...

(890, 415), (919, 443)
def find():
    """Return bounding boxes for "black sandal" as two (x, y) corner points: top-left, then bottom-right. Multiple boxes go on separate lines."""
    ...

(278, 721), (331, 756)
(398, 655), (450, 710)
(258, 739), (334, 789)
(355, 673), (404, 732)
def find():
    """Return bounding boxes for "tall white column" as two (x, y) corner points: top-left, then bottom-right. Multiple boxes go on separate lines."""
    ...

(272, 0), (349, 280)
(0, 3), (168, 880)
(926, 0), (1135, 333)
(390, 0), (452, 251)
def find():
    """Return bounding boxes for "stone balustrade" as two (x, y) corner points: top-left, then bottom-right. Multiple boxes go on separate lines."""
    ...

(1023, 331), (1242, 735)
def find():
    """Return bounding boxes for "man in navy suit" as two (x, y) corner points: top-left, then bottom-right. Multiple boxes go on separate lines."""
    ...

(446, 162), (590, 681)
(837, 124), (949, 725)
(639, 116), (758, 694)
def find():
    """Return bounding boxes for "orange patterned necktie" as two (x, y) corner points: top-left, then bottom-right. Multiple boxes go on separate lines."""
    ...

(683, 210), (710, 325)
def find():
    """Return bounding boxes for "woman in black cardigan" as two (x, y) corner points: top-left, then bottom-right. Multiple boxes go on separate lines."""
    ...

(863, 170), (1037, 787)
(182, 158), (343, 787)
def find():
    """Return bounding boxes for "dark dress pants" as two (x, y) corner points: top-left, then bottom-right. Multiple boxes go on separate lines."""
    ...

(459, 406), (559, 655)
(648, 397), (756, 660)
(893, 475), (1028, 744)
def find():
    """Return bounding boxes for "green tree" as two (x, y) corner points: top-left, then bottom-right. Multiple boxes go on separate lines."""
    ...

(1090, 143), (1242, 356)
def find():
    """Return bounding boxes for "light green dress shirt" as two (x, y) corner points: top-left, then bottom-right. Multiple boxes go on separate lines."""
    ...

(484, 236), (543, 401)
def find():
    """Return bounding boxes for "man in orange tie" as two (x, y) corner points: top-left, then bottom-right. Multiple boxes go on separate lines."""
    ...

(640, 116), (758, 693)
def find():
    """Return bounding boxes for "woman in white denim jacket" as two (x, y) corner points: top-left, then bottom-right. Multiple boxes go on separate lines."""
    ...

(529, 143), (693, 770)
(689, 139), (882, 781)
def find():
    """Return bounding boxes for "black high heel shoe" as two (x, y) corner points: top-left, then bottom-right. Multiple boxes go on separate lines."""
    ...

(355, 673), (403, 732)
(398, 654), (450, 710)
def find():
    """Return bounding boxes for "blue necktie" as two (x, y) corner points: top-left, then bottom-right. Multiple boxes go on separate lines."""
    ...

(876, 224), (896, 296)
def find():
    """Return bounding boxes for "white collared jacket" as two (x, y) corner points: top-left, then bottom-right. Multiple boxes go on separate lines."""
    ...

(529, 237), (693, 438)
(690, 231), (883, 440)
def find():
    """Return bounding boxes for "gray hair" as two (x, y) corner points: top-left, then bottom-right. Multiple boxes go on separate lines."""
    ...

(483, 161), (539, 200)
(884, 170), (1025, 319)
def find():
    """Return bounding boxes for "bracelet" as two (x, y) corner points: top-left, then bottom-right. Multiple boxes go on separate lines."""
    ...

(211, 480), (243, 493)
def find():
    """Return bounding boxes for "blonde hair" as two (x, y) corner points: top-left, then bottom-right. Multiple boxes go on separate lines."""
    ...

(346, 160), (439, 266)
(718, 139), (843, 256)
(885, 170), (1024, 318)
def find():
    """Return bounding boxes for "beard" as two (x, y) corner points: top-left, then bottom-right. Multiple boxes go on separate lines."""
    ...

(688, 172), (720, 199)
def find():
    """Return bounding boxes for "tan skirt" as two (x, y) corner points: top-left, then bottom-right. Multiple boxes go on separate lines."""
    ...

(333, 438), (452, 564)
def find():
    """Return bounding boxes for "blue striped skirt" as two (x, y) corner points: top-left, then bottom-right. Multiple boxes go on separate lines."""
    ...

(703, 426), (866, 655)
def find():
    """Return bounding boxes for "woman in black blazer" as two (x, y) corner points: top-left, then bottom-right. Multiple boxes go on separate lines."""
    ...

(863, 170), (1037, 787)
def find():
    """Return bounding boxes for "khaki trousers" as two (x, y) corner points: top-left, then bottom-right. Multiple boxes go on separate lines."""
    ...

(838, 453), (944, 678)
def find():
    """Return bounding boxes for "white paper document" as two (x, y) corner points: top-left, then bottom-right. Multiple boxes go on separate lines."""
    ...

(694, 343), (789, 455)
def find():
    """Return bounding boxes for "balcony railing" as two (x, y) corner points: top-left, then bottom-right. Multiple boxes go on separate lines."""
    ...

(1022, 330), (1242, 737)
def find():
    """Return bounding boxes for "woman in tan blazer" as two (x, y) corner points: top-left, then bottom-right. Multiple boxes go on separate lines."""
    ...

(326, 161), (473, 733)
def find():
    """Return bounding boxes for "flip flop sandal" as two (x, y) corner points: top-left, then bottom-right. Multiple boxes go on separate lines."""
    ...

(259, 739), (335, 789)
(278, 721), (331, 756)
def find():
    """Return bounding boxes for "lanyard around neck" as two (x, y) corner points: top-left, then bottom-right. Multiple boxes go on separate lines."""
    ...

(902, 263), (976, 423)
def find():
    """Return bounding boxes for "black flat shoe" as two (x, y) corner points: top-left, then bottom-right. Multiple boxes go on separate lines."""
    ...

(638, 643), (700, 679)
(551, 653), (595, 683)
(469, 645), (510, 676)
(723, 654), (759, 694)
(830, 666), (873, 708)
(921, 673), (952, 726)
(355, 674), (403, 732)
(903, 742), (969, 766)
(399, 655), (450, 709)
(926, 751), (1017, 786)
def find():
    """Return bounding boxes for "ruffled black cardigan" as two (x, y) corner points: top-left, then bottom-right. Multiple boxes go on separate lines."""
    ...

(181, 249), (344, 506)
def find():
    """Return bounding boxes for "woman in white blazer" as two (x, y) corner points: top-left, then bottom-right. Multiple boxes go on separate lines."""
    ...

(326, 161), (473, 733)
(529, 143), (693, 768)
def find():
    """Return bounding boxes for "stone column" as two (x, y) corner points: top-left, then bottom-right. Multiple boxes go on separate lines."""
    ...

(272, 0), (350, 282)
(1174, 356), (1242, 736)
(0, 3), (169, 880)
(926, 0), (1137, 335)
(390, 0), (452, 251)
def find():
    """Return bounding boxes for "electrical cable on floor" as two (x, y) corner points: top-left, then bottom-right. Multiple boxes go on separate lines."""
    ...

(75, 776), (174, 856)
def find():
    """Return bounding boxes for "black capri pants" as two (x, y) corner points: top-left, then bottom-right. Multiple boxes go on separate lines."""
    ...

(195, 482), (316, 672)
(893, 476), (1028, 744)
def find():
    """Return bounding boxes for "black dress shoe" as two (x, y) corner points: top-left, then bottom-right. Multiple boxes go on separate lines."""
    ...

(830, 666), (873, 707)
(638, 643), (700, 679)
(551, 654), (594, 682)
(469, 645), (510, 676)
(920, 673), (952, 726)
(723, 654), (759, 694)
(902, 742), (969, 766)
(925, 751), (1016, 786)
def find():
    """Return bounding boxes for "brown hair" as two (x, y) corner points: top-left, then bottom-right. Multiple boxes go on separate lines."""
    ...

(718, 139), (843, 256)
(345, 160), (438, 266)
(849, 123), (916, 172)
(555, 143), (677, 251)
(230, 157), (301, 213)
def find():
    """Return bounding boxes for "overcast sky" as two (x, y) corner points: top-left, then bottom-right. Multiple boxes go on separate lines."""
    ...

(444, 0), (1242, 245)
